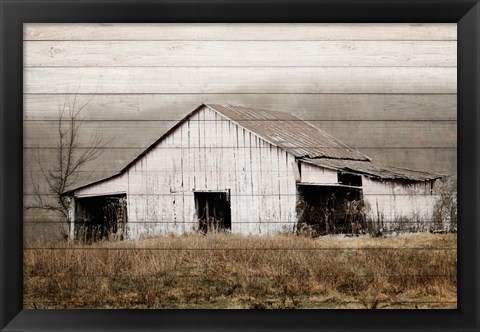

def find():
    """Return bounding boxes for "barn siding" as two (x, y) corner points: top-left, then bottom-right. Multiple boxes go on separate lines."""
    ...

(362, 176), (437, 231)
(295, 162), (439, 232)
(125, 106), (297, 239)
(300, 163), (338, 184)
(69, 142), (441, 239)
(74, 172), (128, 197)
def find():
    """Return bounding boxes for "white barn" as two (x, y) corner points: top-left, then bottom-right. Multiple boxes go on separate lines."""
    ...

(62, 104), (443, 240)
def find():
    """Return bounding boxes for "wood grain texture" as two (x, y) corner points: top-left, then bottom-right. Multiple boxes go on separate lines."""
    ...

(24, 41), (456, 67)
(23, 120), (456, 149)
(24, 23), (457, 41)
(23, 147), (456, 176)
(23, 94), (457, 121)
(358, 148), (456, 176)
(23, 23), (458, 228)
(25, 67), (457, 94)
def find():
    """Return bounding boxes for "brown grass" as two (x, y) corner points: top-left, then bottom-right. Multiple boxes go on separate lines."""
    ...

(24, 233), (457, 309)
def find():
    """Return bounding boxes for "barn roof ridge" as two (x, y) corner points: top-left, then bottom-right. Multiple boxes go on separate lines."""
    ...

(62, 103), (442, 195)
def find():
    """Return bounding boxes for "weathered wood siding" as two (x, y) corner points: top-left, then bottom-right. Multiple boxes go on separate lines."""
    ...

(300, 163), (338, 184)
(362, 177), (438, 231)
(73, 173), (128, 197)
(125, 106), (297, 239)
(297, 162), (439, 231)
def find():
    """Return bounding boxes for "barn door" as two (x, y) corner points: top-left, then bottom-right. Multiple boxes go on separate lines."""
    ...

(75, 194), (127, 242)
(194, 191), (231, 234)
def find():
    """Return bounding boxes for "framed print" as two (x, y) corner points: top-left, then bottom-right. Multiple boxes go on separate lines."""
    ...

(1, 0), (479, 331)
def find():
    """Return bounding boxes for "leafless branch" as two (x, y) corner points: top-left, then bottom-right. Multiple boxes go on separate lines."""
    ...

(27, 94), (108, 235)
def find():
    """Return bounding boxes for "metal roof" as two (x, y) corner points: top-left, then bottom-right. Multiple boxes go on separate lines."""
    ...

(301, 158), (444, 182)
(206, 104), (370, 161)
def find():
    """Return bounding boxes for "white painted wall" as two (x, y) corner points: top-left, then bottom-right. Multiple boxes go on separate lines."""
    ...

(300, 163), (338, 184)
(362, 176), (438, 231)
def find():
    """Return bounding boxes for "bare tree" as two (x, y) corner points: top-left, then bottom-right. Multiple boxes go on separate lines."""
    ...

(27, 95), (108, 237)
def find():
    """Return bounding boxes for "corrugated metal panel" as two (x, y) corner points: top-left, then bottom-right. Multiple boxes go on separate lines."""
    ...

(301, 158), (443, 181)
(206, 104), (370, 161)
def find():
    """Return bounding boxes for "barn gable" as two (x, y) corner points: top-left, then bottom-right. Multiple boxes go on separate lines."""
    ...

(124, 104), (298, 238)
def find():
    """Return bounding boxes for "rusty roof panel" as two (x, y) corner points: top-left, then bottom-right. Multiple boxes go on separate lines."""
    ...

(301, 158), (444, 182)
(206, 104), (370, 161)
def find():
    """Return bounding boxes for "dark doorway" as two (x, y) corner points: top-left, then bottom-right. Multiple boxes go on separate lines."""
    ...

(296, 185), (365, 236)
(194, 191), (231, 234)
(75, 194), (127, 242)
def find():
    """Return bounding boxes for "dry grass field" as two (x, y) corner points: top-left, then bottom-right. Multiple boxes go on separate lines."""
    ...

(24, 233), (457, 309)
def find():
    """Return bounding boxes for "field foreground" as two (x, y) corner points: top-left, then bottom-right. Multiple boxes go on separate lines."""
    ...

(24, 233), (457, 309)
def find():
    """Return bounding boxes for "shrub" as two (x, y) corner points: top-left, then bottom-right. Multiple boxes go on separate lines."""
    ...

(296, 193), (367, 236)
(432, 177), (457, 233)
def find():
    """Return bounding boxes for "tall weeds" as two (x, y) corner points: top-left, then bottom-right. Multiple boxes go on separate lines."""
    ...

(24, 233), (457, 309)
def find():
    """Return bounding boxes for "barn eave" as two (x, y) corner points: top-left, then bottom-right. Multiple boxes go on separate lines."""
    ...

(60, 172), (123, 197)
(300, 158), (445, 182)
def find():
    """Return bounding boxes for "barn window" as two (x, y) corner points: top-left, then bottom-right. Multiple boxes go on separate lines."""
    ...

(194, 191), (231, 234)
(337, 172), (362, 187)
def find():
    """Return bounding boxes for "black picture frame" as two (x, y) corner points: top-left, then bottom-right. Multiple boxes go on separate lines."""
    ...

(1, 1), (479, 331)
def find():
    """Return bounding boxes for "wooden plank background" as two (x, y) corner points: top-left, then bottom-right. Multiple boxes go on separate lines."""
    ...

(23, 23), (457, 233)
(25, 41), (456, 67)
(23, 23), (456, 41)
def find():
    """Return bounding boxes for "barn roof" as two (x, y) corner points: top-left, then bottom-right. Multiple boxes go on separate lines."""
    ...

(301, 158), (443, 182)
(206, 104), (370, 161)
(62, 103), (442, 195)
